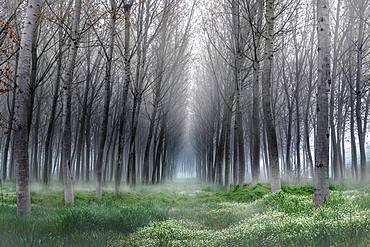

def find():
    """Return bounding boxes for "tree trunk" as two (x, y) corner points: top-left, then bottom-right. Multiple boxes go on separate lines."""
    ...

(114, 2), (133, 195)
(250, 0), (263, 185)
(2, 57), (17, 181)
(43, 20), (63, 184)
(95, 0), (116, 198)
(13, 0), (41, 215)
(61, 0), (82, 205)
(32, 98), (41, 181)
(262, 0), (280, 192)
(314, 0), (331, 208)
(356, 0), (366, 181)
(329, 0), (342, 181)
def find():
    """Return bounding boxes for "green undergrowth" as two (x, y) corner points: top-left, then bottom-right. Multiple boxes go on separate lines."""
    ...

(1, 180), (370, 246)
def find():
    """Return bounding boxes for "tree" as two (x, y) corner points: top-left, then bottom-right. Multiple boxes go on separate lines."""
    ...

(262, 0), (280, 192)
(115, 0), (133, 195)
(95, 0), (116, 198)
(13, 0), (41, 215)
(314, 0), (331, 208)
(61, 0), (83, 205)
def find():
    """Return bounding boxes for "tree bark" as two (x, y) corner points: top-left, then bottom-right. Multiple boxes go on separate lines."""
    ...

(115, 2), (133, 195)
(355, 0), (366, 181)
(13, 0), (41, 215)
(262, 0), (280, 192)
(61, 0), (82, 205)
(314, 0), (331, 208)
(95, 0), (116, 198)
(43, 19), (63, 184)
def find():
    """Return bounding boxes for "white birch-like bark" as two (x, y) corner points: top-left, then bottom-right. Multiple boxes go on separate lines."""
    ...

(13, 0), (41, 215)
(262, 0), (280, 192)
(314, 0), (331, 208)
(61, 0), (82, 205)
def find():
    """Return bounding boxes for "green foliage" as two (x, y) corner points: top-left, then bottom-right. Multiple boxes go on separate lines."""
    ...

(125, 192), (370, 247)
(220, 183), (271, 202)
(2, 180), (370, 246)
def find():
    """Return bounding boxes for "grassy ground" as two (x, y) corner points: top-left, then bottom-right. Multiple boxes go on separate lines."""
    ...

(1, 180), (370, 246)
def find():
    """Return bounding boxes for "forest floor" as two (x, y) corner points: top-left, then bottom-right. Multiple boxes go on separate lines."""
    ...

(1, 179), (370, 247)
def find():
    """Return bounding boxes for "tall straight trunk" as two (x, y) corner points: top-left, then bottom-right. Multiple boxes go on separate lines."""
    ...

(262, 126), (269, 179)
(110, 124), (119, 181)
(213, 108), (221, 182)
(233, 113), (238, 184)
(305, 3), (315, 178)
(262, 0), (280, 192)
(127, 0), (151, 187)
(282, 53), (292, 179)
(151, 116), (161, 183)
(295, 76), (301, 181)
(329, 0), (341, 180)
(85, 101), (93, 182)
(43, 20), (63, 184)
(292, 17), (302, 181)
(27, 21), (39, 138)
(207, 132), (214, 183)
(356, 0), (366, 181)
(75, 54), (90, 181)
(215, 121), (225, 185)
(215, 99), (232, 186)
(13, 0), (41, 215)
(345, 2), (357, 179)
(154, 113), (166, 184)
(286, 105), (292, 178)
(95, 0), (116, 198)
(143, 76), (161, 184)
(61, 0), (82, 205)
(127, 96), (140, 186)
(224, 99), (232, 188)
(2, 57), (17, 181)
(115, 2), (133, 195)
(32, 98), (41, 181)
(336, 78), (345, 179)
(235, 66), (245, 186)
(161, 134), (168, 183)
(231, 0), (245, 186)
(314, 0), (331, 208)
(250, 0), (263, 185)
(341, 112), (347, 176)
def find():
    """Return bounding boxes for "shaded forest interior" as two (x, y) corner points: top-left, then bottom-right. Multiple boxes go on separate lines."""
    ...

(0, 0), (370, 231)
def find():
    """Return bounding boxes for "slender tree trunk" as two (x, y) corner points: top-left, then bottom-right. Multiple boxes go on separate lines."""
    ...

(115, 2), (133, 195)
(262, 0), (280, 192)
(85, 101), (93, 182)
(95, 0), (116, 198)
(2, 58), (17, 181)
(286, 105), (292, 179)
(61, 0), (82, 205)
(329, 0), (342, 181)
(154, 114), (166, 184)
(151, 116), (160, 184)
(143, 77), (161, 184)
(32, 98), (41, 181)
(224, 100), (232, 188)
(356, 0), (366, 181)
(314, 0), (331, 208)
(43, 21), (63, 184)
(250, 0), (263, 185)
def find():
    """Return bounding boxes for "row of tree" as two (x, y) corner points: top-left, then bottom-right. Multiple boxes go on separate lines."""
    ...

(191, 0), (368, 207)
(0, 0), (193, 214)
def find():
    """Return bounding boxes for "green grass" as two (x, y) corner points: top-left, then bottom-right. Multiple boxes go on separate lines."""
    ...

(1, 180), (370, 246)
